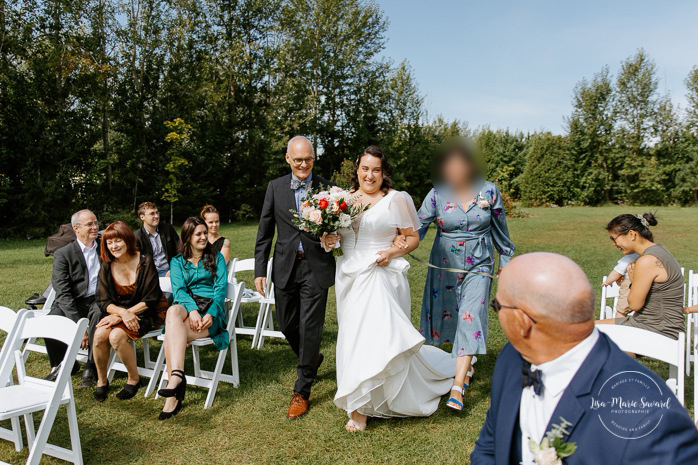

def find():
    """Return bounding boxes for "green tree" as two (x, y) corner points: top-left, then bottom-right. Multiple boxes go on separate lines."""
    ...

(565, 67), (615, 204)
(162, 118), (192, 223)
(519, 133), (573, 206)
(614, 49), (661, 203)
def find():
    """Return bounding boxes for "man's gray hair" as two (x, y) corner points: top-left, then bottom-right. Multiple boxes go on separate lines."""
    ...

(71, 209), (95, 226)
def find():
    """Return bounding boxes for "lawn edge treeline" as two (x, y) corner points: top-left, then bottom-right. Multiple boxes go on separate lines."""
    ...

(2, 1), (698, 237)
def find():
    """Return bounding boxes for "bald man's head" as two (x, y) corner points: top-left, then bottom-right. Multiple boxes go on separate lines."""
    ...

(287, 135), (313, 154)
(286, 136), (315, 180)
(499, 252), (595, 324)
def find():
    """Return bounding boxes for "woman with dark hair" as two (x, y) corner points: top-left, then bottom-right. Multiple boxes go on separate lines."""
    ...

(157, 216), (228, 420)
(92, 221), (168, 401)
(413, 137), (515, 411)
(200, 204), (231, 263)
(333, 146), (455, 432)
(597, 213), (684, 340)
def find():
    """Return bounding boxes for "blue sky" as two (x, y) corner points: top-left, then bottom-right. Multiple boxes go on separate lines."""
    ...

(378, 0), (698, 134)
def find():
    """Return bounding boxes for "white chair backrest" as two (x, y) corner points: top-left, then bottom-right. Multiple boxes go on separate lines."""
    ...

(0, 306), (17, 333)
(231, 258), (255, 273)
(20, 315), (87, 346)
(0, 308), (27, 372)
(159, 276), (172, 294)
(597, 325), (684, 366)
(599, 277), (620, 319)
(225, 281), (245, 330)
(42, 286), (56, 313)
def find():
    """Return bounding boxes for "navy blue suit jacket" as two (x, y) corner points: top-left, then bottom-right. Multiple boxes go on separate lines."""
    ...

(471, 333), (698, 464)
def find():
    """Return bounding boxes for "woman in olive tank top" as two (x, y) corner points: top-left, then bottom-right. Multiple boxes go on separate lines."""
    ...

(597, 213), (684, 340)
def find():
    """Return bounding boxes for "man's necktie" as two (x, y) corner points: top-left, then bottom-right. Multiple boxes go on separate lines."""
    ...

(290, 179), (310, 190)
(522, 361), (544, 396)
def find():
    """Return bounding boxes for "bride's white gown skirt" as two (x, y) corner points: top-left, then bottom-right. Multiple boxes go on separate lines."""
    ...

(333, 191), (456, 418)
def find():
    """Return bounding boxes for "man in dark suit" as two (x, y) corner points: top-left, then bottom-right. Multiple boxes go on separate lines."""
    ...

(471, 252), (698, 465)
(134, 201), (181, 277)
(46, 209), (103, 386)
(255, 136), (336, 420)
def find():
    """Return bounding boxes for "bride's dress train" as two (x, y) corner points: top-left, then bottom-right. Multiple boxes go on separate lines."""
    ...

(333, 190), (455, 418)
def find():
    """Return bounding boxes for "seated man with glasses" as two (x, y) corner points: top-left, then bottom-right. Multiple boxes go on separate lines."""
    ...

(44, 209), (103, 387)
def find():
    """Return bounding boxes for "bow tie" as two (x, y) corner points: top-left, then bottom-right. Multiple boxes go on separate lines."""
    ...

(522, 361), (544, 396)
(290, 178), (310, 190)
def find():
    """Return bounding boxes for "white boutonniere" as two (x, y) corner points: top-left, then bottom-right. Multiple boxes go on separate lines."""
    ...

(528, 418), (577, 465)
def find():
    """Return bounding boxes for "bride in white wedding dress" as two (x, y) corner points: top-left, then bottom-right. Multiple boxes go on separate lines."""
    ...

(331, 146), (456, 432)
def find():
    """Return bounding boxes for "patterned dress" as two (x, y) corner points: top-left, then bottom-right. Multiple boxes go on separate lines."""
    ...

(417, 181), (515, 357)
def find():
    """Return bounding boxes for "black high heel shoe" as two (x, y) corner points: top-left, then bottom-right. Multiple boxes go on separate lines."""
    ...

(159, 397), (183, 421)
(157, 370), (186, 398)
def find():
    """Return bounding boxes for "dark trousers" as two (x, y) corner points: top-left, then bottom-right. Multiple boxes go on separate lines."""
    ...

(274, 258), (328, 399)
(45, 297), (101, 369)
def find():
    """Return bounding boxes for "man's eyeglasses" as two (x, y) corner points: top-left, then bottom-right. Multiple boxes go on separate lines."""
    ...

(78, 221), (100, 228)
(490, 298), (537, 324)
(290, 156), (314, 166)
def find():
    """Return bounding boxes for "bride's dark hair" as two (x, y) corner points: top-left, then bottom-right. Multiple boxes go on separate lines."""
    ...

(351, 145), (393, 195)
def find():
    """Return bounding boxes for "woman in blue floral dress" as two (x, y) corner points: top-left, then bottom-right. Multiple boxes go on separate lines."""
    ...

(416, 138), (515, 410)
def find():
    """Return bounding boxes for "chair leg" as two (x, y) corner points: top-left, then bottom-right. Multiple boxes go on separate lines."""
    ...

(106, 349), (117, 383)
(23, 413), (35, 449)
(9, 416), (24, 451)
(230, 338), (240, 387)
(26, 398), (62, 465)
(257, 304), (273, 349)
(251, 302), (266, 349)
(204, 348), (228, 409)
(66, 393), (84, 465)
(192, 346), (202, 378)
(144, 344), (166, 398)
(143, 338), (155, 369)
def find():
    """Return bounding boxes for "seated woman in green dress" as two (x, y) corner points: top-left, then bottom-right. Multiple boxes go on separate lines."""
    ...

(157, 216), (228, 420)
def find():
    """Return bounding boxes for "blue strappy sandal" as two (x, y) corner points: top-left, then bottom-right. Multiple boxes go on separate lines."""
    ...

(446, 385), (465, 411)
(446, 356), (477, 411)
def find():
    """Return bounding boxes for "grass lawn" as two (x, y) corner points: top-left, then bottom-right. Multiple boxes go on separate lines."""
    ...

(0, 206), (696, 464)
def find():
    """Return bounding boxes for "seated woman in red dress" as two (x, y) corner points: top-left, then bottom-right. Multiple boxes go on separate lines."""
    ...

(92, 221), (168, 401)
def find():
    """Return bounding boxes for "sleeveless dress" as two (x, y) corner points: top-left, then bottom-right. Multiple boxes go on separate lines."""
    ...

(616, 244), (684, 339)
(333, 190), (456, 417)
(210, 236), (226, 257)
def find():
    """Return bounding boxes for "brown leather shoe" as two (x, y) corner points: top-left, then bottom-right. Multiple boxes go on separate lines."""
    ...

(288, 394), (309, 420)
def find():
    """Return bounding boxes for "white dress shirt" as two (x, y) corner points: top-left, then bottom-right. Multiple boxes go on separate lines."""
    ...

(519, 328), (599, 465)
(77, 238), (100, 297)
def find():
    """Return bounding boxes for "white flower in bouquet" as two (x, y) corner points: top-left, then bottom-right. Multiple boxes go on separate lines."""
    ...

(477, 198), (490, 209)
(329, 186), (344, 194)
(309, 210), (323, 225)
(339, 213), (351, 228)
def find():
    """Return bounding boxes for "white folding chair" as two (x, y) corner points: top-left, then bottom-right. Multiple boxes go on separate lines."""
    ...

(599, 277), (620, 320)
(0, 313), (87, 465)
(0, 307), (29, 452)
(21, 286), (56, 362)
(251, 259), (283, 349)
(684, 269), (694, 376)
(597, 325), (685, 405)
(228, 258), (263, 338)
(145, 281), (246, 408)
(229, 258), (283, 349)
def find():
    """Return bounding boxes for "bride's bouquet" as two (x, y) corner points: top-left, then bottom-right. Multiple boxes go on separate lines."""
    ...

(292, 186), (367, 256)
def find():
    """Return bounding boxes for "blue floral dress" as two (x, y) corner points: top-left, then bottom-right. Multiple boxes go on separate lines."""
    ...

(417, 181), (515, 357)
